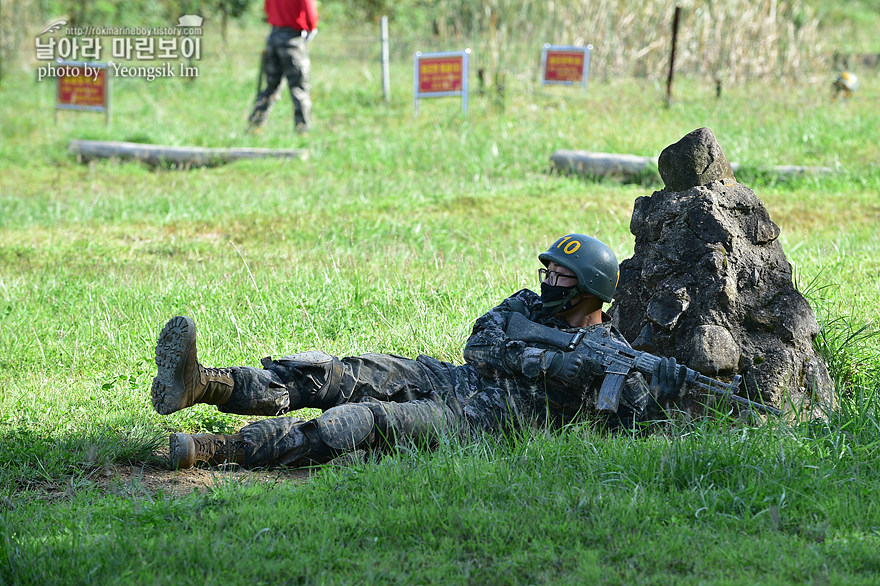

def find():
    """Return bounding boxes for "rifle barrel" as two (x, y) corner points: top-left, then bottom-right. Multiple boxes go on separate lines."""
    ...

(689, 372), (781, 415)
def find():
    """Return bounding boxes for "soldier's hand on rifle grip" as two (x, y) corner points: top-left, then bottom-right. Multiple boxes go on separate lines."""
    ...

(545, 350), (588, 385)
(651, 356), (688, 402)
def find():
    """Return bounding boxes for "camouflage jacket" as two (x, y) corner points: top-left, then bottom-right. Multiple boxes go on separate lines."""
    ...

(460, 288), (663, 428)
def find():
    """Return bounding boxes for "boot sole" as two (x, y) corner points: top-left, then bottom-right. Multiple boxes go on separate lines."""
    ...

(151, 316), (196, 415)
(169, 433), (196, 469)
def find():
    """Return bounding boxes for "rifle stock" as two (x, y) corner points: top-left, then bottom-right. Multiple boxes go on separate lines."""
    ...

(505, 312), (781, 416)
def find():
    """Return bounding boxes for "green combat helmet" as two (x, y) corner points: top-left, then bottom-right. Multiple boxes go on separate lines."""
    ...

(539, 234), (619, 302)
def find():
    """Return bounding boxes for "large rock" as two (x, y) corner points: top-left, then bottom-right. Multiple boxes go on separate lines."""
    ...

(609, 128), (832, 418)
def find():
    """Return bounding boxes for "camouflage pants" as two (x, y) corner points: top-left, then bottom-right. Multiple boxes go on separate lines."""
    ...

(248, 28), (311, 131)
(218, 352), (530, 467)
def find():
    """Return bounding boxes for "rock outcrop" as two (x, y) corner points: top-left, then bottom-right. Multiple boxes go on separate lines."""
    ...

(609, 128), (832, 417)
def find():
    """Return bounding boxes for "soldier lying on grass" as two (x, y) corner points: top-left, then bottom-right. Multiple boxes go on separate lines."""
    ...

(151, 234), (687, 469)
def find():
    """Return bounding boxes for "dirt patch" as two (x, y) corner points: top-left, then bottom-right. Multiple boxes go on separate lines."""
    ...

(96, 462), (315, 498)
(102, 445), (316, 497)
(20, 448), (316, 502)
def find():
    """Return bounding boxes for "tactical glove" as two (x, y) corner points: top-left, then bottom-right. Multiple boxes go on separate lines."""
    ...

(650, 356), (688, 402)
(544, 350), (589, 386)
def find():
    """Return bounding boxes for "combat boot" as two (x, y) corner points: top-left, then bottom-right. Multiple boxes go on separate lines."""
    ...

(151, 316), (234, 415)
(169, 433), (249, 469)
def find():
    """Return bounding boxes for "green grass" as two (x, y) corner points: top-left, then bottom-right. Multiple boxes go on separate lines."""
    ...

(2, 12), (880, 584)
(5, 419), (880, 583)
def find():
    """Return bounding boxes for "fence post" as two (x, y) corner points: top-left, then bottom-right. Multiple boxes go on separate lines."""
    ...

(665, 5), (681, 106)
(381, 16), (390, 102)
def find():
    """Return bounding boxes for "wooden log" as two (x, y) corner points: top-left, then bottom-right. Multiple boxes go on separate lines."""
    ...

(68, 139), (308, 168)
(551, 150), (658, 178)
(766, 164), (836, 176)
(550, 150), (834, 181)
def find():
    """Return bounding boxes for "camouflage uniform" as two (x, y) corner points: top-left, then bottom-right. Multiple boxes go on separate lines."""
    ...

(248, 27), (311, 131)
(219, 289), (661, 467)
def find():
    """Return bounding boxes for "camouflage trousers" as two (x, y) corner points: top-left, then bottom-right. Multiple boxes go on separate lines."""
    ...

(217, 352), (542, 467)
(248, 28), (311, 131)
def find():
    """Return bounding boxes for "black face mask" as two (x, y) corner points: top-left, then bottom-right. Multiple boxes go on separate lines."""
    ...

(540, 282), (579, 316)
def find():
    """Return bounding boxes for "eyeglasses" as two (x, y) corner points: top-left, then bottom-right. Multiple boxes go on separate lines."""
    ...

(538, 268), (576, 286)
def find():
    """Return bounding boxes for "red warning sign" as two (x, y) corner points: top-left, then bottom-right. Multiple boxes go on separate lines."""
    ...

(543, 50), (586, 83)
(417, 56), (464, 94)
(57, 66), (108, 109)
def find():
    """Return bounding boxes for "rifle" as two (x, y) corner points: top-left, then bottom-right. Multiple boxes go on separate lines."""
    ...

(505, 312), (781, 416)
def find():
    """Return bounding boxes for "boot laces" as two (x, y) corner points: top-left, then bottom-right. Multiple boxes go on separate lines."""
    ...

(202, 366), (232, 381)
(193, 434), (245, 464)
(193, 435), (226, 459)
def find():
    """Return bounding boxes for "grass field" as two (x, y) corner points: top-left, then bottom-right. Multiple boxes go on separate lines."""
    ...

(2, 9), (880, 584)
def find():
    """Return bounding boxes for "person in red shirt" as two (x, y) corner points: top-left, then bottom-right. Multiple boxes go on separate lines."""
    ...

(248, 0), (318, 133)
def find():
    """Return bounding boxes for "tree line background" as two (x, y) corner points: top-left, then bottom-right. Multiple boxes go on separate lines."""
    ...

(2, 0), (877, 88)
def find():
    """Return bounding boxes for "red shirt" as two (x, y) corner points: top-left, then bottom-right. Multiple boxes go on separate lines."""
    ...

(265, 0), (318, 32)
